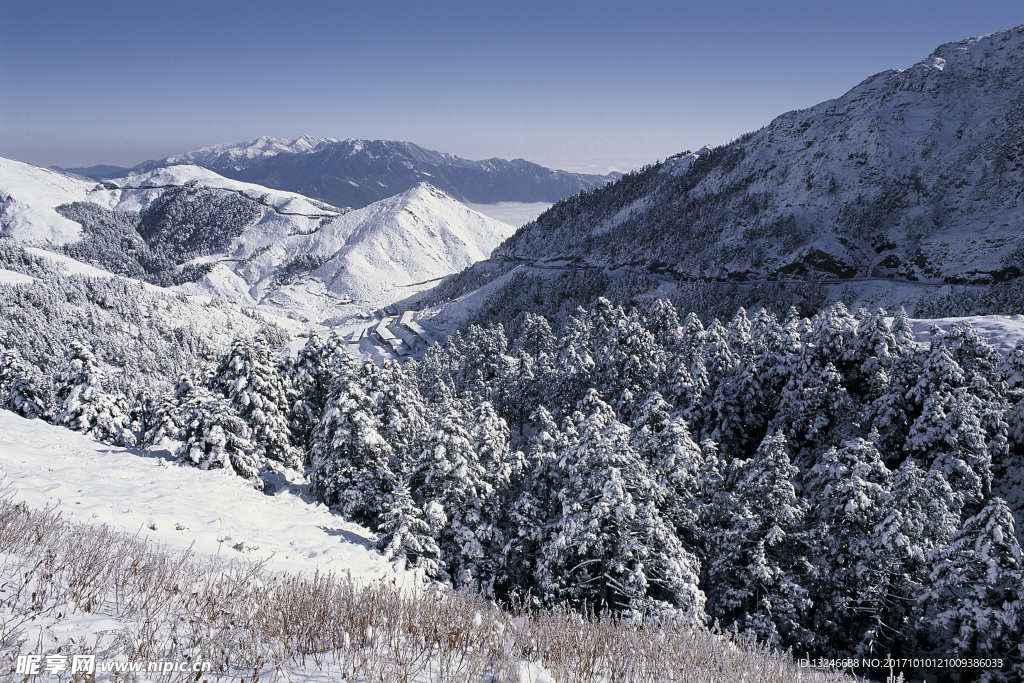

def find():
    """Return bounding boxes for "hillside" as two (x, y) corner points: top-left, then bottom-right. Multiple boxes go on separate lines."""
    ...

(130, 136), (619, 208)
(0, 159), (515, 321)
(492, 25), (1024, 288)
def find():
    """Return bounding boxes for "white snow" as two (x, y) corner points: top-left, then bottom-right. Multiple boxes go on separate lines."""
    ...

(111, 164), (341, 215)
(1, 155), (513, 327)
(0, 410), (399, 580)
(0, 268), (35, 285)
(0, 158), (100, 245)
(164, 135), (342, 165)
(909, 314), (1024, 356)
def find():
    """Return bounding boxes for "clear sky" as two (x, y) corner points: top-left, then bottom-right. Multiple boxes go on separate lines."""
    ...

(2, 1), (1022, 173)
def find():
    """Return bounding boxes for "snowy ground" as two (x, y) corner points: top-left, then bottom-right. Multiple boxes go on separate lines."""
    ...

(0, 411), (572, 682)
(0, 410), (400, 581)
(908, 314), (1024, 355)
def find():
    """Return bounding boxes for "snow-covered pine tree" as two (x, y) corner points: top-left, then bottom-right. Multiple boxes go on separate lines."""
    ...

(643, 298), (683, 355)
(591, 312), (663, 423)
(376, 476), (442, 578)
(143, 374), (198, 448)
(999, 337), (1024, 452)
(53, 340), (131, 445)
(504, 405), (567, 596)
(804, 438), (898, 657)
(630, 391), (703, 544)
(705, 431), (814, 649)
(0, 347), (46, 419)
(905, 345), (992, 511)
(176, 385), (261, 484)
(368, 360), (428, 475)
(288, 330), (331, 454)
(773, 357), (854, 462)
(209, 334), (302, 470)
(539, 390), (705, 619)
(410, 404), (492, 587)
(849, 307), (897, 400)
(923, 497), (1024, 662)
(308, 362), (398, 528)
(868, 456), (961, 656)
(468, 400), (523, 595)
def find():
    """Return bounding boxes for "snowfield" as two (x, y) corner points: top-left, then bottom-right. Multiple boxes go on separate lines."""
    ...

(0, 410), (399, 581)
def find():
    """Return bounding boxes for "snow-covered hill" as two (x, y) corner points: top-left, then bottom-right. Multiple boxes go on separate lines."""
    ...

(0, 157), (111, 245)
(494, 24), (1024, 287)
(0, 157), (516, 321)
(243, 182), (516, 314)
(130, 136), (618, 209)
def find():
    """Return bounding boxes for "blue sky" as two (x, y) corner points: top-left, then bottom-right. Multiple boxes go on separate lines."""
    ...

(2, 1), (1022, 173)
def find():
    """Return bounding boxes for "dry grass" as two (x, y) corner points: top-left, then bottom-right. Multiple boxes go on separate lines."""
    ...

(0, 495), (854, 682)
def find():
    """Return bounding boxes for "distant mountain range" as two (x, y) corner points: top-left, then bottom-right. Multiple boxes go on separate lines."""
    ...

(58, 137), (619, 209)
(484, 24), (1024, 288)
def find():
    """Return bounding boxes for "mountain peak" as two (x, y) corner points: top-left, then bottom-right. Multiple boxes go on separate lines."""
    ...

(492, 23), (1024, 290)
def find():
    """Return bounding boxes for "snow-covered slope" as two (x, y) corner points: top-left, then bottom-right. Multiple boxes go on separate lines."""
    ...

(0, 157), (111, 245)
(111, 163), (340, 215)
(297, 183), (513, 302)
(0, 410), (399, 579)
(185, 181), (515, 318)
(496, 24), (1024, 286)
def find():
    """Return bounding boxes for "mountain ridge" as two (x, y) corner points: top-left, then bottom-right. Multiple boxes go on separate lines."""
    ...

(0, 158), (515, 321)
(125, 137), (619, 209)
(485, 24), (1024, 290)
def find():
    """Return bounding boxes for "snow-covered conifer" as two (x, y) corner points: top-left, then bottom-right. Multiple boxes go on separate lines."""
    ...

(539, 390), (705, 619)
(308, 368), (398, 527)
(630, 391), (703, 539)
(705, 431), (813, 648)
(805, 438), (898, 655)
(176, 385), (261, 484)
(411, 405), (491, 587)
(53, 340), (130, 445)
(0, 347), (46, 419)
(377, 477), (442, 577)
(210, 334), (301, 469)
(923, 497), (1024, 660)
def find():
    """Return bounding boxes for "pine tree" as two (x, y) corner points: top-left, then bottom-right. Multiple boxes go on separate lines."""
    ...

(176, 385), (261, 484)
(905, 359), (992, 512)
(308, 365), (398, 528)
(0, 347), (46, 419)
(539, 390), (705, 619)
(923, 497), (1024, 661)
(369, 360), (428, 475)
(377, 477), (442, 578)
(630, 391), (703, 542)
(144, 374), (198, 448)
(53, 340), (130, 445)
(505, 406), (567, 596)
(210, 334), (302, 469)
(411, 405), (491, 587)
(705, 431), (814, 648)
(804, 438), (898, 656)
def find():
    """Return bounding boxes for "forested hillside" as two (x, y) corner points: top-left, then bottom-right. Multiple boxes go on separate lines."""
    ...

(4, 281), (1021, 679)
(492, 26), (1024, 290)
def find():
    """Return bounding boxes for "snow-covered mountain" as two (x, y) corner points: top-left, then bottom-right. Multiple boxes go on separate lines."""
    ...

(129, 137), (619, 209)
(490, 25), (1024, 287)
(0, 158), (515, 320)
